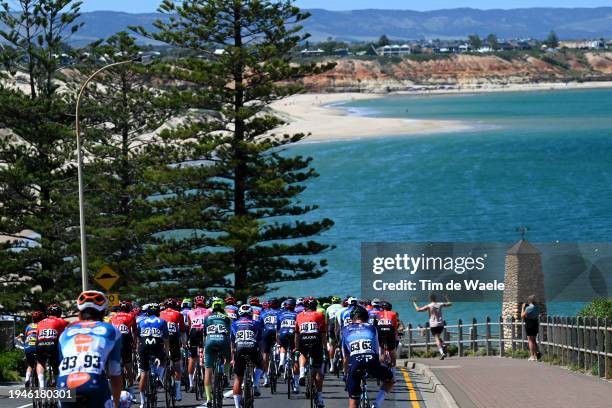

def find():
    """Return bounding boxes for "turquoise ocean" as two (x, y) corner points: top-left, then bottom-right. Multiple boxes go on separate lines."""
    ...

(274, 88), (612, 325)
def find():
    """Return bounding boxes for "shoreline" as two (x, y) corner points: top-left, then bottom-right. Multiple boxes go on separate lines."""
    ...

(270, 80), (612, 142)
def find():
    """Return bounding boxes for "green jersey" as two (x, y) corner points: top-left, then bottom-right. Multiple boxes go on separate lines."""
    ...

(204, 311), (231, 345)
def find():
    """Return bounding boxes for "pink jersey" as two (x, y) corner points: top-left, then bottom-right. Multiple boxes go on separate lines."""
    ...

(187, 307), (211, 330)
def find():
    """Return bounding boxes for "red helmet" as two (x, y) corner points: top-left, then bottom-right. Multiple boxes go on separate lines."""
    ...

(249, 297), (260, 306)
(164, 298), (179, 310)
(119, 301), (132, 313)
(225, 296), (236, 305)
(304, 296), (318, 310)
(194, 295), (206, 307)
(46, 303), (62, 317)
(32, 311), (45, 322)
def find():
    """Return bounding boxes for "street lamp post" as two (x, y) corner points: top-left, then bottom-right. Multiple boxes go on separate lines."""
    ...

(75, 58), (142, 291)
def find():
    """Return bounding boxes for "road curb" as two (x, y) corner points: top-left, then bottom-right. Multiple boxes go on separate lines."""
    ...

(401, 360), (460, 408)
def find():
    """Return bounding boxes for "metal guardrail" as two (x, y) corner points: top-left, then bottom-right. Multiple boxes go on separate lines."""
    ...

(401, 315), (612, 379)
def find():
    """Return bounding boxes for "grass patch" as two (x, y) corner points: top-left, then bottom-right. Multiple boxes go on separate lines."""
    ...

(0, 350), (25, 382)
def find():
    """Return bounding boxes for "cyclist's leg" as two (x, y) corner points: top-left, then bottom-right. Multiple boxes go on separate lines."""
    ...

(232, 349), (246, 408)
(121, 335), (134, 386)
(25, 351), (36, 386)
(169, 336), (182, 400)
(346, 357), (364, 408)
(35, 346), (48, 387)
(203, 342), (217, 403)
(187, 329), (199, 390)
(138, 344), (150, 406)
(311, 344), (325, 406)
(367, 356), (393, 407)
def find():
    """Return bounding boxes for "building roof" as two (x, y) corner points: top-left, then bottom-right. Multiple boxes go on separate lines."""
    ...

(507, 239), (540, 255)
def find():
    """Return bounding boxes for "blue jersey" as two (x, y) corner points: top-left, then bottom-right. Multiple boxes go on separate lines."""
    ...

(338, 306), (355, 331)
(138, 316), (169, 346)
(24, 323), (38, 353)
(276, 310), (298, 336)
(58, 321), (122, 394)
(181, 308), (191, 325)
(225, 305), (238, 320)
(231, 317), (262, 351)
(260, 308), (280, 334)
(342, 322), (379, 358)
(136, 313), (147, 325)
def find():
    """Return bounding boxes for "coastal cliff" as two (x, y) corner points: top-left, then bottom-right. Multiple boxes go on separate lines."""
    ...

(301, 52), (612, 93)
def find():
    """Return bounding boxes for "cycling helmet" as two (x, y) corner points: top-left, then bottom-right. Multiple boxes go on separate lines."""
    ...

(268, 298), (280, 309)
(194, 295), (206, 307)
(296, 297), (304, 305)
(347, 297), (358, 306)
(304, 296), (317, 311)
(225, 296), (236, 305)
(350, 306), (369, 322)
(46, 303), (62, 317)
(284, 298), (296, 310)
(77, 291), (109, 312)
(381, 301), (392, 311)
(249, 297), (260, 306)
(32, 310), (45, 322)
(119, 301), (132, 313)
(262, 301), (270, 310)
(322, 303), (330, 309)
(238, 304), (253, 318)
(371, 298), (381, 308)
(211, 298), (225, 312)
(111, 305), (120, 313)
(181, 298), (193, 308)
(143, 303), (160, 316)
(236, 300), (244, 306)
(342, 298), (349, 307)
(331, 296), (341, 304)
(164, 298), (179, 311)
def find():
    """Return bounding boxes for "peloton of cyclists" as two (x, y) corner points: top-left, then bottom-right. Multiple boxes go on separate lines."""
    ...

(36, 304), (69, 388)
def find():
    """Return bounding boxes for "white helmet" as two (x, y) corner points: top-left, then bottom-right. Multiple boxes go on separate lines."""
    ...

(77, 290), (109, 312)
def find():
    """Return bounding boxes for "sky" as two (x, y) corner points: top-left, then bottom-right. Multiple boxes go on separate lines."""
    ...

(80, 0), (612, 13)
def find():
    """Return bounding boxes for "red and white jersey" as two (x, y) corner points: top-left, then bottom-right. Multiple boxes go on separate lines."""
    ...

(160, 308), (186, 336)
(110, 312), (136, 337)
(37, 316), (69, 346)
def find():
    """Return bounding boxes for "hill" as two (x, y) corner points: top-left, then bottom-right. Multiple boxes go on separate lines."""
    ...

(64, 8), (612, 46)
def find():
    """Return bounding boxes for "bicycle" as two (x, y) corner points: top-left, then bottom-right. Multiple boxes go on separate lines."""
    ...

(284, 349), (295, 399)
(212, 354), (225, 408)
(359, 372), (370, 408)
(193, 346), (205, 401)
(164, 357), (176, 408)
(268, 344), (280, 394)
(241, 355), (255, 408)
(332, 347), (342, 379)
(303, 354), (317, 408)
(181, 346), (190, 393)
(30, 369), (42, 408)
(145, 356), (159, 408)
(41, 359), (57, 408)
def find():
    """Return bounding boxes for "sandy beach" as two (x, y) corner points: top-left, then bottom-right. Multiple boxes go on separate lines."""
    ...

(271, 81), (612, 142)
(270, 93), (471, 142)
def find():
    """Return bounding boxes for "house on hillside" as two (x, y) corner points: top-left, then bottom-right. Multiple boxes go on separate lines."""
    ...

(559, 40), (605, 50)
(375, 44), (413, 56)
(301, 48), (324, 57)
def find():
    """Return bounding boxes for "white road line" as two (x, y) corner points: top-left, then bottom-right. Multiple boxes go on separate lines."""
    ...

(16, 403), (32, 408)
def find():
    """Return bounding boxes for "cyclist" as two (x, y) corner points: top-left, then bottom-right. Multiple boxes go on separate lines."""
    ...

(231, 305), (263, 407)
(187, 295), (210, 392)
(325, 297), (343, 374)
(137, 303), (169, 407)
(36, 304), (69, 387)
(342, 306), (393, 408)
(160, 298), (186, 401)
(249, 297), (262, 322)
(57, 290), (123, 407)
(180, 298), (192, 325)
(368, 299), (383, 324)
(277, 298), (299, 393)
(295, 298), (305, 314)
(377, 301), (399, 370)
(203, 298), (231, 408)
(295, 297), (326, 408)
(24, 310), (45, 387)
(110, 301), (137, 387)
(260, 297), (281, 387)
(224, 296), (238, 321)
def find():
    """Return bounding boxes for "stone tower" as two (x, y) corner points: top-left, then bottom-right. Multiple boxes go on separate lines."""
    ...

(502, 239), (547, 341)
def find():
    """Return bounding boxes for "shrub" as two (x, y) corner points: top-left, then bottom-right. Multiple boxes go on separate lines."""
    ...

(0, 350), (25, 382)
(577, 298), (612, 320)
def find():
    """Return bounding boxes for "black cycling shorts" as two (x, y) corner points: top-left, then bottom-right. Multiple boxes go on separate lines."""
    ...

(278, 332), (295, 351)
(347, 355), (393, 400)
(233, 348), (262, 377)
(36, 344), (60, 374)
(298, 339), (324, 369)
(189, 328), (204, 357)
(138, 343), (166, 372)
(121, 334), (133, 363)
(169, 336), (181, 362)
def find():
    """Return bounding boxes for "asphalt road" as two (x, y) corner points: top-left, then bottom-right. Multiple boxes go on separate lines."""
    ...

(1, 366), (429, 408)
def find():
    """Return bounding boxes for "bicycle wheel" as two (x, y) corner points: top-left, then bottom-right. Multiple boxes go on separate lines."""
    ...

(243, 361), (254, 408)
(164, 362), (176, 408)
(306, 359), (315, 408)
(286, 359), (292, 399)
(194, 362), (204, 401)
(213, 357), (224, 408)
(269, 358), (277, 394)
(359, 378), (369, 408)
(147, 366), (157, 408)
(31, 373), (41, 408)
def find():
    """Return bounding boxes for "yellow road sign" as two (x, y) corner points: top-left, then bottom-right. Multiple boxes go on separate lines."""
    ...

(94, 265), (120, 291)
(107, 293), (120, 307)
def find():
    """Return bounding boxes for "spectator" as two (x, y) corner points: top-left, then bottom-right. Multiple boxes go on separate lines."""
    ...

(521, 295), (541, 361)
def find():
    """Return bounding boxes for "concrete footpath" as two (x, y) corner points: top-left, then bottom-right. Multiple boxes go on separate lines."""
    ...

(410, 356), (612, 408)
